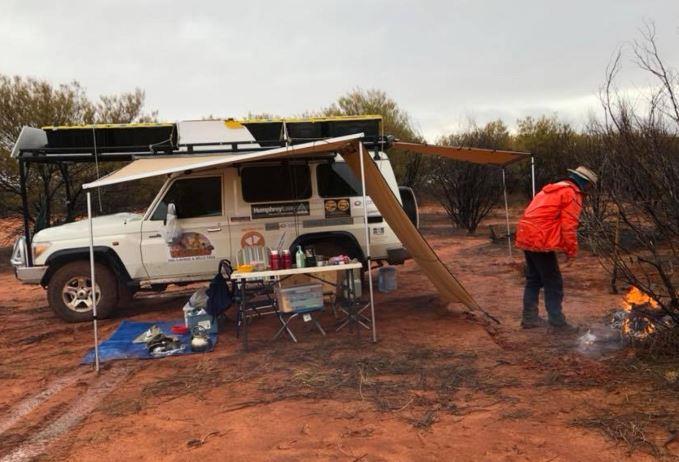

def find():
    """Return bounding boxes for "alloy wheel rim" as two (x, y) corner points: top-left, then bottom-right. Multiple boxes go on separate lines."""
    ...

(61, 276), (101, 312)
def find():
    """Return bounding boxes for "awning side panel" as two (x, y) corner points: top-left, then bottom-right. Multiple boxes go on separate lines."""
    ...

(342, 146), (481, 311)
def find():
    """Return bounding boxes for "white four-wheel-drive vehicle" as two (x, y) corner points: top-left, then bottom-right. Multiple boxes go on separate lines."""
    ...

(10, 117), (417, 322)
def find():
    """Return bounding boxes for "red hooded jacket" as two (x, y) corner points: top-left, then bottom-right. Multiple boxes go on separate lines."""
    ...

(515, 181), (583, 257)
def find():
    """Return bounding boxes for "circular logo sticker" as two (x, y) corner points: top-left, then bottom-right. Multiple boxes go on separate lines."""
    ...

(337, 199), (350, 212)
(241, 231), (265, 247)
(325, 200), (337, 212)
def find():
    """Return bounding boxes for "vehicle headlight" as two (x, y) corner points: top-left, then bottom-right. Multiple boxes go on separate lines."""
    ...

(32, 242), (51, 259)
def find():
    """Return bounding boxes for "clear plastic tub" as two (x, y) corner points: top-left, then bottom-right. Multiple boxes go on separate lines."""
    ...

(377, 267), (397, 293)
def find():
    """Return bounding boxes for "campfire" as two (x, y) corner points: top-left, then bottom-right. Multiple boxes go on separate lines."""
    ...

(612, 286), (670, 340)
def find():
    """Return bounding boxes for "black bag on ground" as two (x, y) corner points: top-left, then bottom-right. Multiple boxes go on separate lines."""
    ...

(206, 259), (234, 318)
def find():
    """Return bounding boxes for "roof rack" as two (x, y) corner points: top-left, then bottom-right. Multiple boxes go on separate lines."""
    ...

(13, 115), (387, 163)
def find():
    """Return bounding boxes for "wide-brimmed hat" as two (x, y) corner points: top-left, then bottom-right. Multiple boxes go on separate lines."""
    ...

(567, 166), (598, 185)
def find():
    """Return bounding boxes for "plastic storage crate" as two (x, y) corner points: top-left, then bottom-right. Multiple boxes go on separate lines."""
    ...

(276, 283), (324, 313)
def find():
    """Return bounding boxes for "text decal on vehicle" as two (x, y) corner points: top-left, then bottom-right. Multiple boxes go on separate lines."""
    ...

(251, 202), (310, 219)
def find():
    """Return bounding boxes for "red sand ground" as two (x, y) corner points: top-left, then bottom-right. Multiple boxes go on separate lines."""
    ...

(0, 207), (678, 461)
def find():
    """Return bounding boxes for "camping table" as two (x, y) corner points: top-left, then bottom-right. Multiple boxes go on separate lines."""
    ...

(232, 262), (365, 350)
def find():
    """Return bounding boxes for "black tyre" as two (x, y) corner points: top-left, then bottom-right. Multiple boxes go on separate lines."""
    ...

(117, 280), (136, 309)
(47, 261), (118, 323)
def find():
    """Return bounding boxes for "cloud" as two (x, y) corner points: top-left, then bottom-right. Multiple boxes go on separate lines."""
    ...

(1, 0), (677, 140)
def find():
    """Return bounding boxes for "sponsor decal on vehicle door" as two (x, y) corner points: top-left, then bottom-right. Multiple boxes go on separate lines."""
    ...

(324, 198), (351, 218)
(168, 232), (216, 261)
(251, 202), (310, 219)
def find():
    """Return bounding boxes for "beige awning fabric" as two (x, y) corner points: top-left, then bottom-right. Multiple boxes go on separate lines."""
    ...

(83, 134), (363, 189)
(83, 134), (482, 312)
(392, 141), (529, 166)
(342, 146), (481, 310)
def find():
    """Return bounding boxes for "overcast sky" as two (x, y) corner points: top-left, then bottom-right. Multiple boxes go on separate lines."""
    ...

(2, 0), (678, 140)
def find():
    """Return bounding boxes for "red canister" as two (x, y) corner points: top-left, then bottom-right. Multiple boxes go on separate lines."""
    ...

(269, 250), (280, 270)
(281, 250), (292, 269)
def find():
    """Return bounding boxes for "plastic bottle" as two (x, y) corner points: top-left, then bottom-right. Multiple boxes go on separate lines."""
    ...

(295, 246), (305, 268)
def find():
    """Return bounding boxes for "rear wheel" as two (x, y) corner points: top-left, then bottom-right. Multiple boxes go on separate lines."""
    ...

(47, 261), (118, 323)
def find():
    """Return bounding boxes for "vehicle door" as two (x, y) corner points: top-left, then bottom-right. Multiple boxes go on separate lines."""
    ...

(140, 173), (230, 279)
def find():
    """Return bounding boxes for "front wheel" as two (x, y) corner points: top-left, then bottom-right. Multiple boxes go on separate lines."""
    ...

(47, 261), (118, 323)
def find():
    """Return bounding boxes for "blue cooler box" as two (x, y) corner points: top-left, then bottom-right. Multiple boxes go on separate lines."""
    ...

(183, 304), (219, 334)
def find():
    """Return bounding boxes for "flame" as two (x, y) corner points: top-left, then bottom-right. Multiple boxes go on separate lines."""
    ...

(622, 286), (659, 311)
(620, 286), (659, 338)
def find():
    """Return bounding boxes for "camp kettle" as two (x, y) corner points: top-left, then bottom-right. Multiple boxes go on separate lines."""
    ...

(190, 326), (211, 352)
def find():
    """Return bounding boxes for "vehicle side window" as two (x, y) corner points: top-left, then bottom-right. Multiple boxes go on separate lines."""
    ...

(241, 165), (311, 202)
(317, 162), (363, 197)
(151, 177), (222, 220)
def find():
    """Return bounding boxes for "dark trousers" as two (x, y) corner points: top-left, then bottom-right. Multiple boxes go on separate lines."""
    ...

(523, 251), (566, 326)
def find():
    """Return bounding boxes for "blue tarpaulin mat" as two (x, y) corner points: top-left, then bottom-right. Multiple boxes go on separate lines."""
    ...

(82, 320), (217, 364)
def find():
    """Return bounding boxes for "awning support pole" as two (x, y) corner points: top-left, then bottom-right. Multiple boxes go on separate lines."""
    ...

(19, 160), (33, 266)
(87, 192), (100, 373)
(530, 155), (536, 197)
(359, 143), (377, 343)
(502, 168), (512, 258)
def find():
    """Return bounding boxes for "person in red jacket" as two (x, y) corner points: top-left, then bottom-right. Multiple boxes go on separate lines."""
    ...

(515, 166), (598, 331)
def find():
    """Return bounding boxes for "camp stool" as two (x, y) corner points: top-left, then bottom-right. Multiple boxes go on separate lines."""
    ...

(273, 283), (325, 342)
(273, 306), (326, 343)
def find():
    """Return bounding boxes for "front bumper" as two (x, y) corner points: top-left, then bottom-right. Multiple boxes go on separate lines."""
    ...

(10, 237), (47, 284)
(14, 265), (48, 284)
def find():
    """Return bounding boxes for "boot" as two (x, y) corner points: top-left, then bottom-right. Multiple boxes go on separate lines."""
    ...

(521, 316), (548, 329)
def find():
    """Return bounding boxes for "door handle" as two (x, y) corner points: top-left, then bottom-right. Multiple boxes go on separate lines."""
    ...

(207, 227), (222, 232)
(148, 233), (162, 238)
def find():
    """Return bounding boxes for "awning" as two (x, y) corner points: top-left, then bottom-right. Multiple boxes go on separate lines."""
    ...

(83, 134), (362, 189)
(83, 133), (484, 314)
(392, 141), (529, 166)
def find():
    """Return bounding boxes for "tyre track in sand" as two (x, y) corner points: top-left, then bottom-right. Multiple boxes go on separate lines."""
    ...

(0, 369), (87, 436)
(0, 365), (135, 462)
